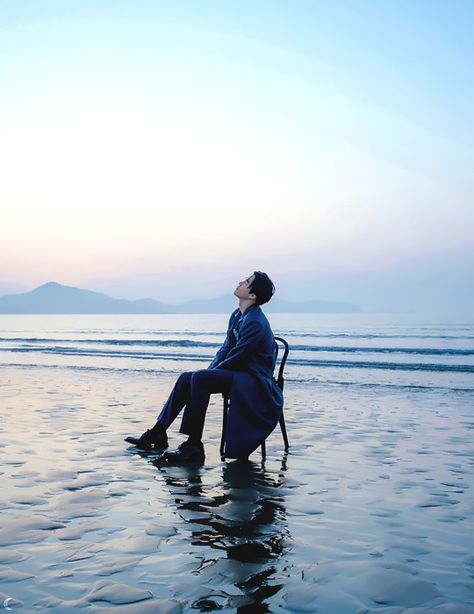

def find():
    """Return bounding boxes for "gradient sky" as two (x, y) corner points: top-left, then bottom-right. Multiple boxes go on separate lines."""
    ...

(1, 1), (473, 311)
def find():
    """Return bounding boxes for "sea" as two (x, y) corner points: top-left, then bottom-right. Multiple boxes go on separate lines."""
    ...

(1, 312), (473, 391)
(2, 312), (474, 611)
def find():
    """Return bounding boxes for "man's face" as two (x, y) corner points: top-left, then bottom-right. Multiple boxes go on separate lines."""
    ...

(234, 274), (256, 300)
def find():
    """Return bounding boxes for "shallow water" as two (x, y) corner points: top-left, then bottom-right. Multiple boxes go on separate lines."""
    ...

(1, 313), (474, 391)
(1, 365), (473, 612)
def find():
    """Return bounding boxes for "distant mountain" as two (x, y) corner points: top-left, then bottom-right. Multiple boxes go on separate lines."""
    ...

(0, 282), (171, 314)
(173, 295), (362, 314)
(0, 282), (362, 314)
(267, 298), (362, 314)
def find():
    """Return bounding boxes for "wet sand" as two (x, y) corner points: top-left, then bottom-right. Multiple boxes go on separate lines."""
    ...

(1, 366), (474, 612)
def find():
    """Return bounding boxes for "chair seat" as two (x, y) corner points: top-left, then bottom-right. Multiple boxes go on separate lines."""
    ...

(220, 336), (289, 460)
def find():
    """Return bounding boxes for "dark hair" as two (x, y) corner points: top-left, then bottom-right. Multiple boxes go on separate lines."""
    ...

(249, 271), (275, 305)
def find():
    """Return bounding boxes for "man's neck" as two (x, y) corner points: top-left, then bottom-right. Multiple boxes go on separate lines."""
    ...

(238, 299), (257, 314)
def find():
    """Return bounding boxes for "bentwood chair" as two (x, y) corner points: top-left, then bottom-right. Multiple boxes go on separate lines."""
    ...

(220, 336), (290, 460)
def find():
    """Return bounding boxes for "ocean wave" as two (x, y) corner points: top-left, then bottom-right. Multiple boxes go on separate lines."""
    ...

(3, 330), (474, 340)
(280, 332), (474, 340)
(7, 346), (209, 362)
(292, 345), (474, 355)
(2, 345), (474, 373)
(293, 359), (474, 373)
(0, 337), (220, 348)
(1, 338), (473, 356)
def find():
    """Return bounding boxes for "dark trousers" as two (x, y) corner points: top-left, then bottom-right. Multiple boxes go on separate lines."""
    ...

(157, 369), (234, 440)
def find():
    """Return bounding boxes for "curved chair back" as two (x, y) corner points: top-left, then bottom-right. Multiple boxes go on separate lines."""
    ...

(274, 336), (289, 390)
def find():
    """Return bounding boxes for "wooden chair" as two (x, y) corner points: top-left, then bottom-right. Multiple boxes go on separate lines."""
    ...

(220, 336), (290, 460)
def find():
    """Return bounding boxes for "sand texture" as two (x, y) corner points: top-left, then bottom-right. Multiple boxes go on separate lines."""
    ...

(1, 366), (473, 612)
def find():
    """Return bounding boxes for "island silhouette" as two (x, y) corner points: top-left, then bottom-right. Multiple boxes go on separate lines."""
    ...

(0, 281), (362, 314)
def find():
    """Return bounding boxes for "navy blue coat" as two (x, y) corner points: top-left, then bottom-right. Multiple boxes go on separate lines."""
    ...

(209, 304), (283, 458)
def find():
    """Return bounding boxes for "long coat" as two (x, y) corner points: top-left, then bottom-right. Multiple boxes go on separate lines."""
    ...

(209, 304), (283, 458)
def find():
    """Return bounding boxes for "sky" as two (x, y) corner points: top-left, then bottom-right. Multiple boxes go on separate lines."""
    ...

(1, 0), (473, 312)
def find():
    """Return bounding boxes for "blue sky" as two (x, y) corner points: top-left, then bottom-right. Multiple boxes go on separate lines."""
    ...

(1, 1), (473, 311)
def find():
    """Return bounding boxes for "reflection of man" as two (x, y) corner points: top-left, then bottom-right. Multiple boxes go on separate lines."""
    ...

(149, 459), (289, 609)
(125, 271), (283, 464)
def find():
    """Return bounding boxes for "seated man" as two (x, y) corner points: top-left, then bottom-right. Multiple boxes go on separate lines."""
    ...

(125, 271), (283, 464)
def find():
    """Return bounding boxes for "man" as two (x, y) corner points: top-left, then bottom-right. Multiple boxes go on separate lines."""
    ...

(125, 271), (283, 464)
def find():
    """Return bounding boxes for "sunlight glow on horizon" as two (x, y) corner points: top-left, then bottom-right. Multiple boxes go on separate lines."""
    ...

(1, 1), (473, 310)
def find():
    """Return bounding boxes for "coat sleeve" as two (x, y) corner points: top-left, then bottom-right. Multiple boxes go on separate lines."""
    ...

(211, 316), (265, 371)
(208, 310), (237, 369)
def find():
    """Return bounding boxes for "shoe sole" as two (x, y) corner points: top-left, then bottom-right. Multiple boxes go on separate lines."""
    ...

(124, 438), (168, 450)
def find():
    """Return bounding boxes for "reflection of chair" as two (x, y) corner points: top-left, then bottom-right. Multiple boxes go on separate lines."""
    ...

(220, 336), (290, 460)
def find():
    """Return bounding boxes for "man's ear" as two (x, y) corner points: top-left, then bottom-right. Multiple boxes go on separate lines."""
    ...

(249, 292), (257, 301)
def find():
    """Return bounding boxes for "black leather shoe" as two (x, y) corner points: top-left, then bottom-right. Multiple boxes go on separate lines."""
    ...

(161, 441), (205, 465)
(125, 428), (168, 450)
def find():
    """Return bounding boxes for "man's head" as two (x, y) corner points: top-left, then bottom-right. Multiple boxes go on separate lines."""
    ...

(234, 271), (275, 305)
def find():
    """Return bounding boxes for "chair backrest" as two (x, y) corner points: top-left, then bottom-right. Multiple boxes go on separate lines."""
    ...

(274, 336), (289, 390)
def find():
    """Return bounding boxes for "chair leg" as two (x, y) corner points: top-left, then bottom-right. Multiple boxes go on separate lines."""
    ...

(220, 397), (229, 459)
(279, 413), (289, 450)
(261, 411), (288, 459)
(222, 397), (286, 461)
